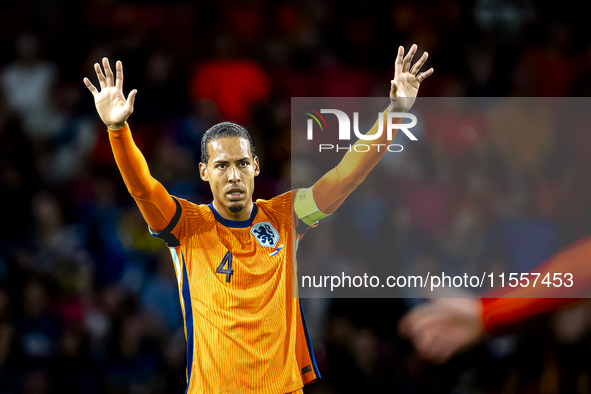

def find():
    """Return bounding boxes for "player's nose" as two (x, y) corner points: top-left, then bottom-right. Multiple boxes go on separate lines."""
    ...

(228, 165), (241, 182)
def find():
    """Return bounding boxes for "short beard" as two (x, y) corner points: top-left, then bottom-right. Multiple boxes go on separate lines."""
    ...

(229, 205), (244, 214)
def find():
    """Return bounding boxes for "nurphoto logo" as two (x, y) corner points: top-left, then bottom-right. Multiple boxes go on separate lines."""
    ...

(303, 108), (418, 153)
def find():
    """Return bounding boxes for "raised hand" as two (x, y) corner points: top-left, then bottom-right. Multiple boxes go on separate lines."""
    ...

(398, 298), (484, 364)
(389, 44), (433, 112)
(84, 58), (137, 130)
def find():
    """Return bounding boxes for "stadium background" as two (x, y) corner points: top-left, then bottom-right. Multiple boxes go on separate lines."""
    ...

(2, 0), (591, 393)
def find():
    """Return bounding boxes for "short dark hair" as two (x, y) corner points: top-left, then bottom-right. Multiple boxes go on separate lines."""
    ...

(200, 122), (256, 164)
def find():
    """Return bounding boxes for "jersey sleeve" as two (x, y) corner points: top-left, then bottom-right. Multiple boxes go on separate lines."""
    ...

(108, 124), (177, 232)
(480, 235), (591, 332)
(149, 197), (206, 247)
(308, 111), (401, 215)
(292, 111), (402, 234)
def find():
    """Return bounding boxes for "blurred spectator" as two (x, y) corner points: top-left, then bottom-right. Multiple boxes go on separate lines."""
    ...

(140, 251), (183, 334)
(16, 281), (61, 363)
(0, 33), (59, 138)
(20, 193), (93, 293)
(190, 35), (270, 123)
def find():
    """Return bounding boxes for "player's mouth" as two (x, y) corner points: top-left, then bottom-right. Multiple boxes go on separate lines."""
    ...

(226, 188), (245, 201)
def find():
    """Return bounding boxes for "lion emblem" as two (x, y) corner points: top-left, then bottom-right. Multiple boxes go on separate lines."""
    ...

(250, 222), (279, 248)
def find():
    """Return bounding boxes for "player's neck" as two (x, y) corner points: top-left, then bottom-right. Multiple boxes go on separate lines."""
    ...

(212, 200), (254, 222)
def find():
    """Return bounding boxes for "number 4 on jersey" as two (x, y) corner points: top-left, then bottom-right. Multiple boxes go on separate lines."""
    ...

(216, 251), (234, 282)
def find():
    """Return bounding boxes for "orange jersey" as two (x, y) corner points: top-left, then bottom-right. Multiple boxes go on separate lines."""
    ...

(150, 190), (318, 393)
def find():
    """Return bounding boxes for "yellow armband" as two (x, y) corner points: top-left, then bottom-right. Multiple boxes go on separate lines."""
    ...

(294, 187), (331, 226)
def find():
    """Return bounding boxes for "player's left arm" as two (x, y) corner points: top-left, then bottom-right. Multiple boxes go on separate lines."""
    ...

(295, 45), (433, 226)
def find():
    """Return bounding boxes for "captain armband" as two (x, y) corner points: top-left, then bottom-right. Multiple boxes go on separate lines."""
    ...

(294, 187), (331, 226)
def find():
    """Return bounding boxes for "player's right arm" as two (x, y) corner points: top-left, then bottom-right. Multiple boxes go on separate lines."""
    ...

(398, 236), (591, 364)
(84, 58), (176, 232)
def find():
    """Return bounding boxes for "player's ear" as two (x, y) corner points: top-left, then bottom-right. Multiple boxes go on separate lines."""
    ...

(253, 156), (260, 177)
(199, 162), (209, 181)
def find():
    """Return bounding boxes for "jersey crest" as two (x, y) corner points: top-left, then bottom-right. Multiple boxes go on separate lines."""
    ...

(250, 221), (279, 248)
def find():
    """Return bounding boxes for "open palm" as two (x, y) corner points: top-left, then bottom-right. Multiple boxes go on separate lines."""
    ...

(83, 58), (137, 130)
(389, 44), (433, 112)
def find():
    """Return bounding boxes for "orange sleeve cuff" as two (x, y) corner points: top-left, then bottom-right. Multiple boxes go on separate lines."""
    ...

(108, 123), (130, 135)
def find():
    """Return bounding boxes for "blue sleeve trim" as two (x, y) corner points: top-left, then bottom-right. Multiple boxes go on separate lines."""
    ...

(149, 196), (182, 247)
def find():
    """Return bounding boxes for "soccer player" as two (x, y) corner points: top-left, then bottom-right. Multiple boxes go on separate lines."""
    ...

(398, 236), (591, 365)
(83, 44), (433, 393)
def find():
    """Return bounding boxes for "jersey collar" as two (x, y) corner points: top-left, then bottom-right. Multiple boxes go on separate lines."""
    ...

(208, 202), (258, 228)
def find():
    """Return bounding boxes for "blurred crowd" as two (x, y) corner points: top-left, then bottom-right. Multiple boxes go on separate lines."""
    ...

(1, 0), (591, 393)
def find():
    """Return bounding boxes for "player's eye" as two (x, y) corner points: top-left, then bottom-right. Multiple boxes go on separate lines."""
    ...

(239, 161), (249, 167)
(217, 164), (226, 169)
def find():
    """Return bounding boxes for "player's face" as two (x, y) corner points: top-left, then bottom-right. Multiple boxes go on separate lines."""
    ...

(200, 137), (260, 219)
